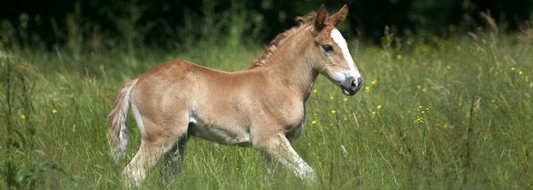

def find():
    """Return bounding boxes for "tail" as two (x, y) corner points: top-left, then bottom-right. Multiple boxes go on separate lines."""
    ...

(107, 78), (138, 161)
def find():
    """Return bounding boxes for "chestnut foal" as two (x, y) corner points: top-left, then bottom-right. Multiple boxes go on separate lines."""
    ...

(107, 4), (362, 186)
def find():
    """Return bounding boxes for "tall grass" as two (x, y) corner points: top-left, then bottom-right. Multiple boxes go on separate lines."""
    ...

(1, 11), (533, 190)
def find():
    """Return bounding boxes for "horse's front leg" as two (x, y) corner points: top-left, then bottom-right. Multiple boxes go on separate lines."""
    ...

(252, 132), (314, 181)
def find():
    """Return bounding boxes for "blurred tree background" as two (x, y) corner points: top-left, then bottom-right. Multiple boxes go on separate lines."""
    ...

(0, 0), (532, 52)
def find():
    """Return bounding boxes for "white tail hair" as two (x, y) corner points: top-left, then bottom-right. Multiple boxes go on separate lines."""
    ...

(107, 78), (138, 161)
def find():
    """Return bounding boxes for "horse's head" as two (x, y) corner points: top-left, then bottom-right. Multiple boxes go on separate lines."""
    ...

(310, 4), (362, 96)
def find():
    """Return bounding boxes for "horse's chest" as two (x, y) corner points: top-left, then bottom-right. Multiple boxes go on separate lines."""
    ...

(286, 105), (306, 142)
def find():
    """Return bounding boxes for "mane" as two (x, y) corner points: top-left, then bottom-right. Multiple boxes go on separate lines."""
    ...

(246, 12), (318, 69)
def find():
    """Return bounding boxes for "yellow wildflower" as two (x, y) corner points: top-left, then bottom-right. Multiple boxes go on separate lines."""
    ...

(331, 110), (336, 114)
(407, 37), (414, 45)
(417, 85), (422, 89)
(365, 87), (370, 93)
(397, 55), (402, 59)
(519, 71), (523, 75)
(344, 118), (347, 121)
(447, 65), (451, 69)
(344, 98), (348, 101)
(512, 67), (515, 71)
(422, 88), (427, 93)
(21, 115), (25, 119)
(52, 109), (58, 114)
(313, 89), (317, 93)
(371, 80), (377, 85)
(377, 105), (382, 109)
(312, 121), (316, 124)
(308, 143), (311, 146)
(387, 36), (393, 42)
(449, 24), (456, 31)
(330, 96), (334, 100)
(432, 35), (439, 42)
(372, 112), (376, 115)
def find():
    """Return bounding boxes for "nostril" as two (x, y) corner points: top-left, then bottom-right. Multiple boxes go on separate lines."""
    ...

(351, 80), (357, 90)
(353, 77), (363, 93)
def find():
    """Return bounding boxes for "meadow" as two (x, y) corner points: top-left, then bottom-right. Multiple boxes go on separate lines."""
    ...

(1, 23), (533, 189)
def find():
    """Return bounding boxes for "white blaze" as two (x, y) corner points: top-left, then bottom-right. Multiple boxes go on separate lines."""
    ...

(330, 29), (361, 79)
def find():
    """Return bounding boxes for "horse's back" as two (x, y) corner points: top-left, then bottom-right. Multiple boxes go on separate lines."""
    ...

(130, 59), (256, 122)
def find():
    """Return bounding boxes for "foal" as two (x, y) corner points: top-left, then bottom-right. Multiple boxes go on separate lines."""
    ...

(107, 4), (362, 186)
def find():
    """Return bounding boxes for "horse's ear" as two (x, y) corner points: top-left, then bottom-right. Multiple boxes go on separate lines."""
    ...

(329, 4), (348, 26)
(314, 4), (327, 32)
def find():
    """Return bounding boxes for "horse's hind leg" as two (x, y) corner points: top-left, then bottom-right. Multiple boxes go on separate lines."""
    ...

(122, 112), (189, 186)
(159, 134), (189, 184)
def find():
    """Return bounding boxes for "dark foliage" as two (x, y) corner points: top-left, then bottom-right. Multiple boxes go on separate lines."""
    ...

(0, 0), (531, 49)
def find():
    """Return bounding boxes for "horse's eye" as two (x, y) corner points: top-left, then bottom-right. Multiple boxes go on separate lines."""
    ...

(321, 44), (334, 53)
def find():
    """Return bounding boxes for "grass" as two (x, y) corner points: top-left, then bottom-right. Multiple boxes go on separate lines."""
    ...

(1, 27), (533, 189)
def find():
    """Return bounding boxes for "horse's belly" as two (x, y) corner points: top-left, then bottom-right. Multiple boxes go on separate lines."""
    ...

(188, 122), (251, 147)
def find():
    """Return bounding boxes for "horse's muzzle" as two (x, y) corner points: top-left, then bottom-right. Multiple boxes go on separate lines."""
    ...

(340, 77), (362, 96)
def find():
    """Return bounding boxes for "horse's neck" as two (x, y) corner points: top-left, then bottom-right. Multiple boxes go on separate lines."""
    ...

(267, 30), (318, 101)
